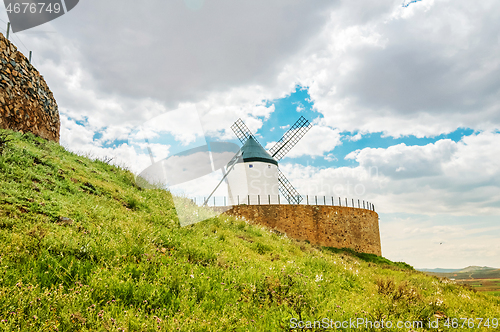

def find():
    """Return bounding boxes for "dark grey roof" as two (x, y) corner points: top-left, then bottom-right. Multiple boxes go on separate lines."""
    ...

(240, 136), (278, 166)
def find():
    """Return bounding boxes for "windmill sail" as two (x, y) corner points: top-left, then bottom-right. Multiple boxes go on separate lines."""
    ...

(203, 150), (242, 206)
(277, 168), (303, 204)
(231, 118), (262, 146)
(268, 116), (312, 161)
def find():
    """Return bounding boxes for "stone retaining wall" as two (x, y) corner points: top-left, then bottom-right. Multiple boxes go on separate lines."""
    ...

(224, 205), (381, 255)
(0, 33), (59, 142)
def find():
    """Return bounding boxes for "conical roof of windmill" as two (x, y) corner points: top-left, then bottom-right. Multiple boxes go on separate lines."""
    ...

(240, 136), (278, 166)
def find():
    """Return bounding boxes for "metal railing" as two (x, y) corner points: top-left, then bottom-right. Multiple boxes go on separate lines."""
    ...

(191, 195), (375, 212)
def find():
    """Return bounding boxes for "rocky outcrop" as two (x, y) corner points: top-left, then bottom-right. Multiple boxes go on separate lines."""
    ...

(0, 33), (59, 142)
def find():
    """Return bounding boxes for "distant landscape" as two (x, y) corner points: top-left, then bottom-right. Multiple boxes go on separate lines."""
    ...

(418, 266), (500, 297)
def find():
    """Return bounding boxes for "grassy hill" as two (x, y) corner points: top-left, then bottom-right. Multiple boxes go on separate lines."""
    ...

(460, 266), (498, 273)
(0, 129), (499, 331)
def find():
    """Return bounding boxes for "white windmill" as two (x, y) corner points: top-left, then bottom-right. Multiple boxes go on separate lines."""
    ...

(204, 116), (312, 206)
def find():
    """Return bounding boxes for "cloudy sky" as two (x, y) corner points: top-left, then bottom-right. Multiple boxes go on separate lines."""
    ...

(2, 0), (499, 269)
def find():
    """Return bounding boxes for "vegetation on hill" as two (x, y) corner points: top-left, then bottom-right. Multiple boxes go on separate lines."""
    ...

(0, 129), (499, 331)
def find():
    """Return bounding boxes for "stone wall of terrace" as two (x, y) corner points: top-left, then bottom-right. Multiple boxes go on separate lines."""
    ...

(0, 33), (59, 142)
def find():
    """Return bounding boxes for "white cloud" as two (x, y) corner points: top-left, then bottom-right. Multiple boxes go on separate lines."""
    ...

(283, 131), (500, 216)
(346, 132), (363, 141)
(38, 0), (337, 107)
(277, 0), (500, 137)
(346, 139), (458, 179)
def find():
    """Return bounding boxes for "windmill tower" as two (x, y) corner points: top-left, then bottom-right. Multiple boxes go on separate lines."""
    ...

(224, 116), (312, 205)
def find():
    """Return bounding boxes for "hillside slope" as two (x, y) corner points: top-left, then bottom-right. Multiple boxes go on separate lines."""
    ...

(0, 130), (499, 331)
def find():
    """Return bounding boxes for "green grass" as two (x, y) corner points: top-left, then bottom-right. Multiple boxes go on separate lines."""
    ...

(322, 247), (414, 271)
(0, 129), (499, 331)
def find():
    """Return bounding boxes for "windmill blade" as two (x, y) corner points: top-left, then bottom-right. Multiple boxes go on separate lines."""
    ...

(203, 149), (242, 206)
(231, 118), (261, 146)
(268, 116), (312, 161)
(277, 168), (303, 204)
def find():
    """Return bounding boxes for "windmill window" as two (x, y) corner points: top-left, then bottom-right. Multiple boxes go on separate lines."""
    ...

(249, 164), (253, 168)
(268, 165), (271, 168)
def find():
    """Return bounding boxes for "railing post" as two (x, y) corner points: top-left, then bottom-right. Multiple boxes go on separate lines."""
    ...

(363, 201), (365, 209)
(6, 22), (10, 40)
(307, 195), (309, 205)
(339, 197), (341, 206)
(238, 195), (239, 205)
(278, 195), (280, 205)
(324, 196), (326, 205)
(224, 196), (226, 206)
(345, 198), (347, 207)
(268, 195), (270, 204)
(352, 199), (354, 207)
(331, 196), (334, 206)
(248, 195), (250, 205)
(315, 196), (317, 205)
(358, 199), (360, 208)
(258, 195), (260, 205)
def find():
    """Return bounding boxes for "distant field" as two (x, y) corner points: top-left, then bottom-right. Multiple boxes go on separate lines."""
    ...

(426, 269), (500, 280)
(423, 269), (500, 297)
(455, 279), (500, 297)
